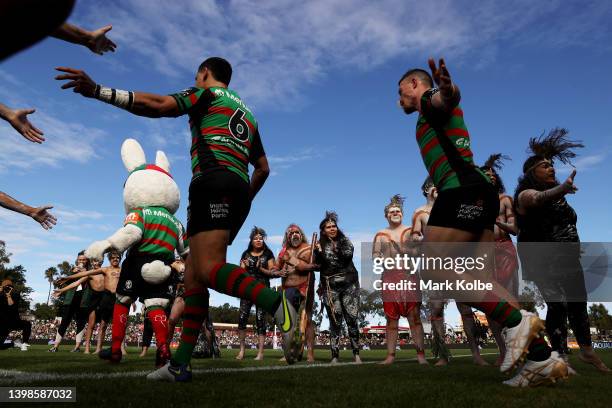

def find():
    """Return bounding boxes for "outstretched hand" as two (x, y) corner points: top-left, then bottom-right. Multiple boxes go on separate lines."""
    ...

(563, 168), (578, 194)
(6, 108), (45, 143)
(30, 205), (57, 230)
(428, 58), (453, 95)
(87, 25), (117, 55)
(55, 67), (97, 97)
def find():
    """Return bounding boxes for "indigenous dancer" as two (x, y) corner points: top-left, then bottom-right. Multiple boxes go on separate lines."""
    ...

(514, 129), (609, 376)
(412, 177), (486, 366)
(411, 178), (452, 365)
(56, 57), (301, 379)
(236, 227), (278, 361)
(277, 224), (318, 363)
(373, 195), (427, 365)
(398, 58), (567, 386)
(315, 212), (361, 364)
(480, 153), (519, 366)
(49, 251), (90, 352)
(56, 250), (122, 354)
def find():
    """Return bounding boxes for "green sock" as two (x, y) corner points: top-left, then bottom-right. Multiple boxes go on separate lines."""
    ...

(172, 288), (208, 365)
(209, 263), (281, 313)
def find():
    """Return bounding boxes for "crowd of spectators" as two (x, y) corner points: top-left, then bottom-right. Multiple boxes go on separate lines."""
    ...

(5, 319), (612, 348)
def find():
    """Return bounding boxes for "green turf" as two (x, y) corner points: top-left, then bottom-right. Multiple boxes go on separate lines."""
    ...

(1, 346), (611, 408)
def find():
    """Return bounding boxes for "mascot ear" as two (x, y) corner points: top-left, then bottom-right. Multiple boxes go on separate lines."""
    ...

(121, 139), (146, 172)
(155, 151), (171, 173)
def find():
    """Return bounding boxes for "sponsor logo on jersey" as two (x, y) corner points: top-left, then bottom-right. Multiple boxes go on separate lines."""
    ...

(124, 212), (140, 224)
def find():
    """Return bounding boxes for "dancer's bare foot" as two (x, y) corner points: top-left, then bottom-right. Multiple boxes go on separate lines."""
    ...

(307, 352), (315, 363)
(139, 350), (147, 358)
(579, 350), (610, 373)
(473, 356), (490, 366)
(434, 358), (448, 366)
(417, 353), (429, 365)
(254, 354), (264, 361)
(379, 355), (395, 365)
(354, 354), (362, 364)
(236, 350), (245, 360)
(84, 349), (91, 354)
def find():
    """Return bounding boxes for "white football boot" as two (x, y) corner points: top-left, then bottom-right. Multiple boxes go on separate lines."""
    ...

(503, 352), (569, 387)
(500, 310), (546, 372)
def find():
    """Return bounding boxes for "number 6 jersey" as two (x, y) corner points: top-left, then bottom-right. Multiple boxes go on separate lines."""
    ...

(171, 86), (265, 184)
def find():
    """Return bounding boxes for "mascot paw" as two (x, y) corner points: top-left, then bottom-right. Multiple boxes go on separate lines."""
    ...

(141, 260), (171, 285)
(85, 240), (111, 261)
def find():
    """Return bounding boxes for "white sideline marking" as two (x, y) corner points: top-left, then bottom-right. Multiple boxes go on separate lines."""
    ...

(0, 353), (497, 384)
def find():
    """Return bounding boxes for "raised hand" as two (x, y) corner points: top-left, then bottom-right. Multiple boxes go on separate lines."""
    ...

(563, 168), (578, 194)
(6, 108), (45, 143)
(428, 58), (453, 94)
(87, 25), (117, 55)
(30, 205), (57, 230)
(55, 67), (97, 97)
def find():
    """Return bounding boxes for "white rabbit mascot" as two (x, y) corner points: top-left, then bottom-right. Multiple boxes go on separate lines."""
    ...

(86, 138), (188, 367)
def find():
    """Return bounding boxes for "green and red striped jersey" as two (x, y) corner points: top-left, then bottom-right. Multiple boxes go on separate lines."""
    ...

(124, 206), (188, 261)
(171, 86), (265, 183)
(416, 88), (489, 191)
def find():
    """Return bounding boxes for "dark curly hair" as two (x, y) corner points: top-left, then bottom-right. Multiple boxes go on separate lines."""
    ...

(480, 153), (510, 193)
(514, 128), (583, 205)
(319, 211), (346, 247)
(246, 226), (271, 253)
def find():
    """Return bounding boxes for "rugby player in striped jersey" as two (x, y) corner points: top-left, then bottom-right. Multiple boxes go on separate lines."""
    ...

(398, 58), (568, 386)
(55, 57), (301, 381)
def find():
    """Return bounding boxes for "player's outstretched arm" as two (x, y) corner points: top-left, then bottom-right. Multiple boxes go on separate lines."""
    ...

(55, 67), (181, 117)
(0, 191), (57, 229)
(428, 58), (461, 111)
(52, 23), (116, 55)
(0, 102), (45, 143)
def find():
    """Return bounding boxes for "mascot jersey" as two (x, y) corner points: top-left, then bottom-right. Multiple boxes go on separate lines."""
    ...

(123, 206), (188, 261)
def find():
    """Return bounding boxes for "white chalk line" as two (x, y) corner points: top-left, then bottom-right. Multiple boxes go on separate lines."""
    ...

(0, 352), (498, 384)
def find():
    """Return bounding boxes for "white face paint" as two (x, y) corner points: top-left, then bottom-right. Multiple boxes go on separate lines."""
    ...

(287, 228), (303, 248)
(386, 206), (403, 225)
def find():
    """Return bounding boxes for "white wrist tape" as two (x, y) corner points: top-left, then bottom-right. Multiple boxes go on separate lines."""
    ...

(94, 85), (134, 109)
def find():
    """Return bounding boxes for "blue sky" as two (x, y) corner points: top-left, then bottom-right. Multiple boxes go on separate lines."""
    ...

(1, 0), (611, 328)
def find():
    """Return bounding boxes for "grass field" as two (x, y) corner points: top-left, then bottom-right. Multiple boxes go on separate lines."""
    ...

(1, 346), (611, 407)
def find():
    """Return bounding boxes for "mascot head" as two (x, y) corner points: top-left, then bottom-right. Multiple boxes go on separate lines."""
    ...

(121, 138), (180, 214)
